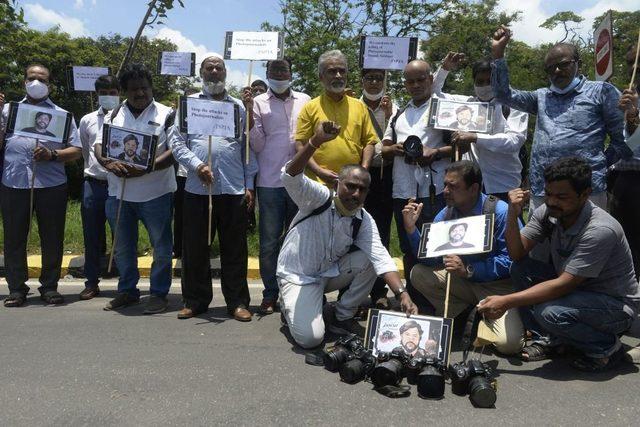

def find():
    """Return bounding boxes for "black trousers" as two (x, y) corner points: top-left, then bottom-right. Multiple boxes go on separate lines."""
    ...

(364, 164), (394, 301)
(172, 175), (186, 258)
(610, 171), (640, 280)
(181, 192), (250, 312)
(1, 183), (68, 295)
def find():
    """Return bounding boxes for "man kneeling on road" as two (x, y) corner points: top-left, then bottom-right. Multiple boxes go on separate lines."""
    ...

(277, 120), (418, 349)
(404, 161), (525, 355)
(478, 157), (639, 371)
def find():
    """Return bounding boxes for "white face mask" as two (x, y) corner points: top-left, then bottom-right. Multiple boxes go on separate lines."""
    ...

(98, 95), (120, 111)
(203, 80), (226, 95)
(26, 79), (49, 100)
(267, 78), (291, 94)
(362, 88), (383, 101)
(474, 85), (494, 102)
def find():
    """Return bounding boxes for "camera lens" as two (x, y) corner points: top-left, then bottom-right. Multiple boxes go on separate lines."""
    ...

(417, 365), (445, 400)
(468, 376), (496, 408)
(371, 359), (404, 388)
(339, 359), (366, 384)
(323, 347), (351, 372)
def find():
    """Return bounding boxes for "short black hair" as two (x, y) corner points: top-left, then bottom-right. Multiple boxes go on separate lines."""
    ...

(399, 320), (423, 336)
(549, 43), (580, 61)
(445, 160), (483, 188)
(123, 134), (139, 146)
(455, 105), (472, 114)
(471, 59), (492, 80)
(543, 157), (591, 194)
(251, 79), (267, 90)
(449, 222), (468, 235)
(119, 63), (153, 91)
(362, 68), (385, 77)
(35, 111), (52, 121)
(266, 57), (293, 73)
(94, 75), (120, 92)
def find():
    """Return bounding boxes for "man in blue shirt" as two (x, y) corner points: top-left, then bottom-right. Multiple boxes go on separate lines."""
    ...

(404, 161), (524, 355)
(490, 26), (631, 215)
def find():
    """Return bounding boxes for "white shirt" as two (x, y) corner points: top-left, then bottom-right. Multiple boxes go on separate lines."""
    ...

(78, 108), (109, 180)
(382, 99), (450, 199)
(94, 100), (176, 202)
(433, 68), (528, 194)
(277, 166), (398, 286)
(360, 96), (398, 168)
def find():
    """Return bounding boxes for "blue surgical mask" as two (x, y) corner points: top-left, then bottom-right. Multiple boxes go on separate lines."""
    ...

(267, 78), (291, 94)
(550, 76), (581, 95)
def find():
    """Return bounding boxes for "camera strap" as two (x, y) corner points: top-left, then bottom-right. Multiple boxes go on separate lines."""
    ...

(374, 384), (412, 398)
(461, 307), (480, 363)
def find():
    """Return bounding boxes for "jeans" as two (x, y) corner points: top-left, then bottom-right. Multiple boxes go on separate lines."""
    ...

(610, 171), (640, 280)
(81, 178), (109, 288)
(511, 257), (634, 358)
(105, 192), (173, 297)
(257, 187), (297, 301)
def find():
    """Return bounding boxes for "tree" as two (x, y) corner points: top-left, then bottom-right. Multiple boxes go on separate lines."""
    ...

(540, 11), (585, 44)
(0, 0), (27, 88)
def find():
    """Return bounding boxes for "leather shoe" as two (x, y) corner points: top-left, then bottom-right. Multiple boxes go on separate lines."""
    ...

(259, 299), (278, 315)
(232, 306), (252, 322)
(79, 287), (100, 300)
(177, 307), (202, 319)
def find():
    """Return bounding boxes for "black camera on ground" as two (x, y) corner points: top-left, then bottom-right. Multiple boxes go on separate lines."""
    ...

(449, 359), (497, 408)
(323, 334), (367, 373)
(339, 351), (378, 384)
(403, 135), (423, 164)
(405, 356), (446, 400)
(370, 349), (410, 388)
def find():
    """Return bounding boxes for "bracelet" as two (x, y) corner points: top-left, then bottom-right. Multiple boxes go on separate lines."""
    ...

(308, 139), (320, 150)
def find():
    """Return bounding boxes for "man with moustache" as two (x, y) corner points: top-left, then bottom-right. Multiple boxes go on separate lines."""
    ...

(434, 222), (474, 252)
(21, 112), (56, 137)
(393, 320), (427, 357)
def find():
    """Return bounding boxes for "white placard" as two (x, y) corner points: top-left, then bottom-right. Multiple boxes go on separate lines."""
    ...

(186, 98), (236, 138)
(160, 51), (194, 76)
(227, 31), (281, 60)
(72, 66), (109, 91)
(363, 36), (412, 70)
(594, 11), (613, 82)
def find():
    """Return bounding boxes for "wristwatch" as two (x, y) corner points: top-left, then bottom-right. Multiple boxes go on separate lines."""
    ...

(49, 149), (58, 162)
(394, 286), (407, 298)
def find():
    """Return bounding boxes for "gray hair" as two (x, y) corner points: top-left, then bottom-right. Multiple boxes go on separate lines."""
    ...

(318, 49), (348, 75)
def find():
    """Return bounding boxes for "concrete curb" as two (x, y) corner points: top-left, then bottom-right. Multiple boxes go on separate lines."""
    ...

(0, 255), (405, 279)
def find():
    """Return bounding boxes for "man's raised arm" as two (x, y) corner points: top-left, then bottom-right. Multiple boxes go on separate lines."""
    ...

(287, 121), (341, 176)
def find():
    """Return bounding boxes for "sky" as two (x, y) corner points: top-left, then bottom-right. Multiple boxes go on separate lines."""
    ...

(19, 0), (639, 87)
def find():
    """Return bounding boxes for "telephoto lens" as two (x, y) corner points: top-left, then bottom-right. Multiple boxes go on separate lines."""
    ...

(468, 373), (496, 408)
(371, 358), (404, 388)
(416, 363), (445, 400)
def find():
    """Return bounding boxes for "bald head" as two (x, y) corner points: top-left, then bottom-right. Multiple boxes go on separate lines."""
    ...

(403, 60), (433, 104)
(404, 60), (431, 75)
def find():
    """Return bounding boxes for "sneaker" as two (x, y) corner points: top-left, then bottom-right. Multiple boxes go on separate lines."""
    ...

(143, 295), (168, 315)
(79, 286), (100, 301)
(325, 304), (365, 337)
(103, 293), (140, 311)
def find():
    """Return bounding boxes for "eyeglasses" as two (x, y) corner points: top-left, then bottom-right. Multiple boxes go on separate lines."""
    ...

(363, 75), (384, 83)
(544, 60), (577, 75)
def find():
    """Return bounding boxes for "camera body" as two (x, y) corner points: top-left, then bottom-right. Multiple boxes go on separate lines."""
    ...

(403, 135), (423, 164)
(449, 359), (497, 408)
(406, 356), (446, 399)
(323, 334), (368, 373)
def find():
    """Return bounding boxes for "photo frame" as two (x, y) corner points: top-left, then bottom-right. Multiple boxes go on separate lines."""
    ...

(101, 124), (158, 172)
(417, 213), (495, 259)
(178, 96), (241, 138)
(66, 66), (111, 91)
(428, 98), (493, 134)
(4, 102), (72, 144)
(365, 309), (454, 366)
(157, 51), (196, 76)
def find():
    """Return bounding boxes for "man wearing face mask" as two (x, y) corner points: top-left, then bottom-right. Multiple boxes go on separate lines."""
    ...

(295, 50), (378, 186)
(76, 74), (120, 300)
(1, 64), (82, 307)
(491, 26), (631, 216)
(250, 58), (311, 315)
(94, 63), (177, 315)
(432, 53), (528, 202)
(170, 55), (258, 321)
(278, 120), (418, 349)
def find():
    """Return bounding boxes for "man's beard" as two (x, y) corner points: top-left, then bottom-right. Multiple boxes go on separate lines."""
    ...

(402, 341), (417, 353)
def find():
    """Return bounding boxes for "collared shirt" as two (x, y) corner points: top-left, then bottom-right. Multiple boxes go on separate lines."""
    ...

(409, 193), (519, 282)
(360, 96), (398, 168)
(522, 201), (639, 315)
(250, 88), (310, 188)
(277, 165), (398, 285)
(95, 100), (176, 202)
(169, 91), (258, 196)
(382, 98), (450, 200)
(295, 93), (378, 184)
(614, 96), (640, 171)
(1, 97), (80, 189)
(433, 68), (528, 194)
(78, 108), (109, 180)
(492, 58), (630, 196)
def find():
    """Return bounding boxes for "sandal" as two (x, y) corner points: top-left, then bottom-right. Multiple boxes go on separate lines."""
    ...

(571, 347), (625, 372)
(4, 293), (26, 307)
(40, 291), (65, 305)
(520, 342), (556, 362)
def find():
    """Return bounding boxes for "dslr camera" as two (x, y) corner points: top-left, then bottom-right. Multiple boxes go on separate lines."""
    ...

(403, 135), (423, 165)
(405, 356), (446, 400)
(323, 335), (370, 376)
(370, 349), (410, 388)
(449, 359), (497, 408)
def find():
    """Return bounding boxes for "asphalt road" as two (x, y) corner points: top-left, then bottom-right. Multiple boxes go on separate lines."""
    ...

(0, 279), (638, 426)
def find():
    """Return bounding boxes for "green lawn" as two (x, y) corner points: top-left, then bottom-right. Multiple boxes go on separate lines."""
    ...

(0, 201), (404, 258)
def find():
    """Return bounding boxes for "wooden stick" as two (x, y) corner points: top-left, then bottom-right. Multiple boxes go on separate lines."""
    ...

(108, 178), (127, 273)
(380, 71), (388, 181)
(443, 271), (452, 318)
(629, 29), (640, 91)
(27, 141), (38, 241)
(245, 60), (253, 165)
(454, 143), (460, 162)
(207, 135), (213, 246)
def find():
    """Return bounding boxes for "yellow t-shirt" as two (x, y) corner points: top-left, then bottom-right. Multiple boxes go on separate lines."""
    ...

(295, 94), (378, 183)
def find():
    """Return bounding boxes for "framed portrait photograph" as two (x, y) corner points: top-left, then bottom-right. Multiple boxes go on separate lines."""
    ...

(417, 213), (495, 259)
(365, 309), (454, 365)
(4, 102), (73, 144)
(101, 124), (158, 172)
(429, 98), (493, 134)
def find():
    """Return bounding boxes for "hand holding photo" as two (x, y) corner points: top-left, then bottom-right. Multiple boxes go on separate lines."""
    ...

(417, 214), (495, 258)
(430, 99), (492, 134)
(101, 124), (158, 172)
(5, 102), (72, 144)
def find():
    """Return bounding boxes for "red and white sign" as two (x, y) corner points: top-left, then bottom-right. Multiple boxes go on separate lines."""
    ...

(594, 11), (613, 81)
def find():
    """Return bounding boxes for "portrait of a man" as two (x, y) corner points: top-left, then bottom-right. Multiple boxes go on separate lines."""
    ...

(450, 105), (478, 131)
(393, 320), (427, 357)
(117, 134), (144, 165)
(20, 111), (56, 137)
(435, 222), (475, 252)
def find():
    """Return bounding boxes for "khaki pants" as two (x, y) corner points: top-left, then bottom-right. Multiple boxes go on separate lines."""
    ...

(410, 264), (525, 355)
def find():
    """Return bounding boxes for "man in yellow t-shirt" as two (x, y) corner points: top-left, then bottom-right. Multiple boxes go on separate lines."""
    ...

(295, 50), (378, 185)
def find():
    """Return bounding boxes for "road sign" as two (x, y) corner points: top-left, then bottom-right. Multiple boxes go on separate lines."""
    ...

(594, 11), (613, 81)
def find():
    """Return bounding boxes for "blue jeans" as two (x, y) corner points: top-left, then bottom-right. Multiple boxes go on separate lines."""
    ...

(81, 178), (109, 288)
(106, 193), (173, 297)
(511, 258), (634, 358)
(257, 187), (297, 301)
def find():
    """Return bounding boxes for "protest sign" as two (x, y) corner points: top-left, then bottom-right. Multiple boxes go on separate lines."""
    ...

(5, 102), (73, 145)
(359, 36), (418, 70)
(178, 96), (240, 138)
(157, 51), (196, 76)
(594, 11), (613, 82)
(223, 31), (284, 60)
(418, 214), (495, 259)
(67, 66), (110, 91)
